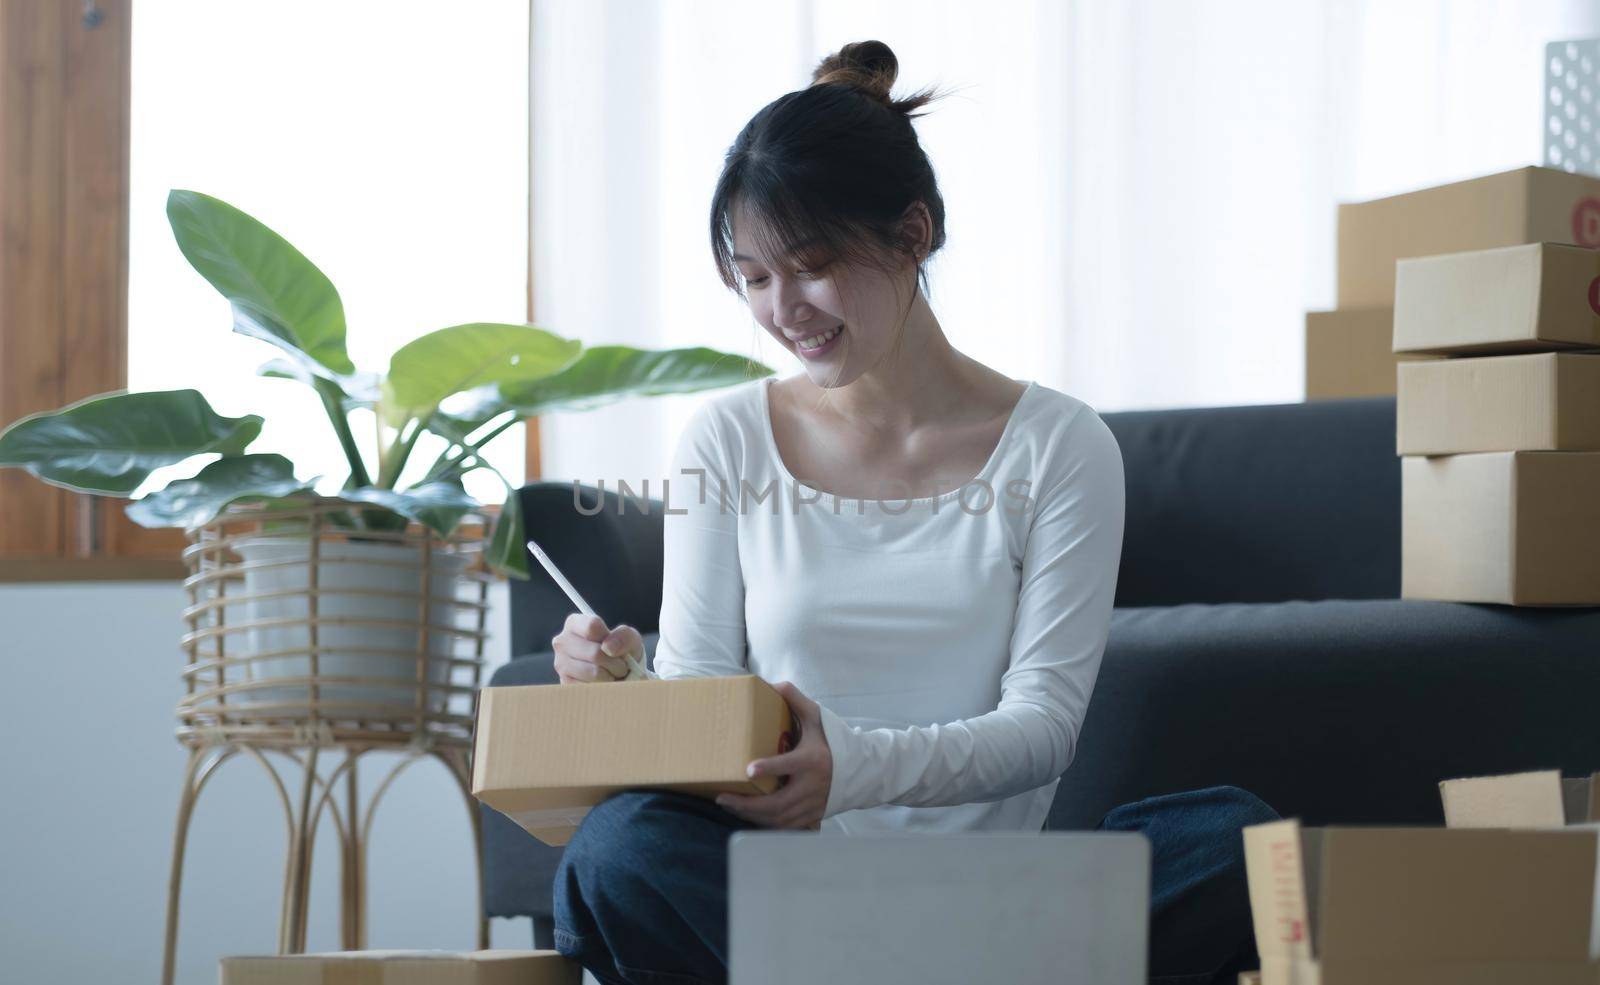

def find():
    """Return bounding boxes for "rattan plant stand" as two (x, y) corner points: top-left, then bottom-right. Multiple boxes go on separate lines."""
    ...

(159, 497), (495, 985)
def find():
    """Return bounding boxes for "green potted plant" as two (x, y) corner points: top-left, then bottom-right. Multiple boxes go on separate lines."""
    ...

(0, 191), (770, 706)
(0, 189), (771, 578)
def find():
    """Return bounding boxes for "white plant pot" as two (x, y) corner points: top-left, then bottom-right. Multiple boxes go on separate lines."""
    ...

(228, 535), (471, 712)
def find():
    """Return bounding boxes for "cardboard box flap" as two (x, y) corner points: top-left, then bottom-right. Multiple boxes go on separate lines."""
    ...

(1315, 827), (1598, 961)
(1441, 770), (1568, 828)
(1562, 777), (1599, 826)
(1243, 819), (1319, 963)
(1441, 770), (1600, 827)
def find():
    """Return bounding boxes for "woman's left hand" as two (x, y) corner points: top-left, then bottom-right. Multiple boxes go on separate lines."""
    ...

(716, 680), (833, 830)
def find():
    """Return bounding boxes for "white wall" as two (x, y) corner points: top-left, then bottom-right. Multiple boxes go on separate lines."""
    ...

(0, 580), (528, 984)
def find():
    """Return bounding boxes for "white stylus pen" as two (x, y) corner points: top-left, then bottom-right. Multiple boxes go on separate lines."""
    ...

(527, 538), (655, 681)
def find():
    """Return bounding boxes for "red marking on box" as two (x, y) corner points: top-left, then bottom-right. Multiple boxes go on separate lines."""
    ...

(1573, 198), (1600, 247)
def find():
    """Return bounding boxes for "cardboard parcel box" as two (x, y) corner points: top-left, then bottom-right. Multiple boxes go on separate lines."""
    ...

(1393, 242), (1600, 355)
(1396, 351), (1600, 454)
(1305, 308), (1425, 400)
(1338, 165), (1600, 309)
(1243, 819), (1600, 985)
(1441, 769), (1600, 828)
(472, 675), (793, 845)
(1402, 451), (1600, 605)
(219, 950), (579, 985)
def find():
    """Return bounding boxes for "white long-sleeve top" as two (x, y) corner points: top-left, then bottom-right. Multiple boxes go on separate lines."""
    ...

(651, 374), (1126, 835)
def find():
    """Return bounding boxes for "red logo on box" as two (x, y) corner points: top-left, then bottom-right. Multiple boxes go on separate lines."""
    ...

(1574, 198), (1600, 247)
(1590, 276), (1600, 316)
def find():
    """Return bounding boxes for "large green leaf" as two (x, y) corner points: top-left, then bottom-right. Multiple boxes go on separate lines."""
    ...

(125, 453), (317, 529)
(167, 189), (355, 378)
(422, 345), (773, 443)
(410, 346), (772, 492)
(383, 323), (582, 425)
(338, 480), (481, 539)
(0, 389), (263, 495)
(495, 345), (772, 416)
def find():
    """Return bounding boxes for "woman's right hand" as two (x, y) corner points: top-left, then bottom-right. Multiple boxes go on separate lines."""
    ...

(552, 612), (644, 684)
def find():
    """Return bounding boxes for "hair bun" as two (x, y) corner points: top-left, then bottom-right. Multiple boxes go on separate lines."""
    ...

(811, 40), (899, 108)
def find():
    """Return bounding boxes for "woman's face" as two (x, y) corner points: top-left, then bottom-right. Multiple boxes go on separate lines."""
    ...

(731, 205), (913, 388)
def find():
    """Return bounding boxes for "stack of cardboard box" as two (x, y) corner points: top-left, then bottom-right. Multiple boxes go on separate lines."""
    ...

(1306, 166), (1600, 400)
(1395, 239), (1600, 604)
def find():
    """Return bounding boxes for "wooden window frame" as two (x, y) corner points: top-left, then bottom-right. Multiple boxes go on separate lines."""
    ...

(0, 0), (186, 581)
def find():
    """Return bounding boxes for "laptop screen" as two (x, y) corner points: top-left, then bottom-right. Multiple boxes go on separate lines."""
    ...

(727, 830), (1149, 985)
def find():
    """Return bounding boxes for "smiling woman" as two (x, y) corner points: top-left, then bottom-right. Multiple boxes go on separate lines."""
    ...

(709, 42), (948, 392)
(543, 38), (1279, 985)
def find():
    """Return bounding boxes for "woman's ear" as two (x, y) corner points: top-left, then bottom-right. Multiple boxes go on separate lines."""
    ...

(898, 199), (933, 260)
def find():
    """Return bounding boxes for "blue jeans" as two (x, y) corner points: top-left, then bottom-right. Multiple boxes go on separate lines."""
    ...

(553, 785), (1280, 985)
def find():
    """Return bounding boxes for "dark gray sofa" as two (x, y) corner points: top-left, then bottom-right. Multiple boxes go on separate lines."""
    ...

(480, 395), (1600, 947)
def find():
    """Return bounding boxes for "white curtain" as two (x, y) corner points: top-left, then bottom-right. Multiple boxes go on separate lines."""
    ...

(531, 0), (1600, 490)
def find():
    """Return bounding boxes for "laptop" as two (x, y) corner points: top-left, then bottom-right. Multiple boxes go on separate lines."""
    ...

(727, 830), (1149, 985)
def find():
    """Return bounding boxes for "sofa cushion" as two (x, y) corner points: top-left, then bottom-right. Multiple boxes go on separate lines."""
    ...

(1102, 397), (1399, 606)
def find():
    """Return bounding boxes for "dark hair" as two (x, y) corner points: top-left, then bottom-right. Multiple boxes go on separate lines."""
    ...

(709, 40), (950, 325)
